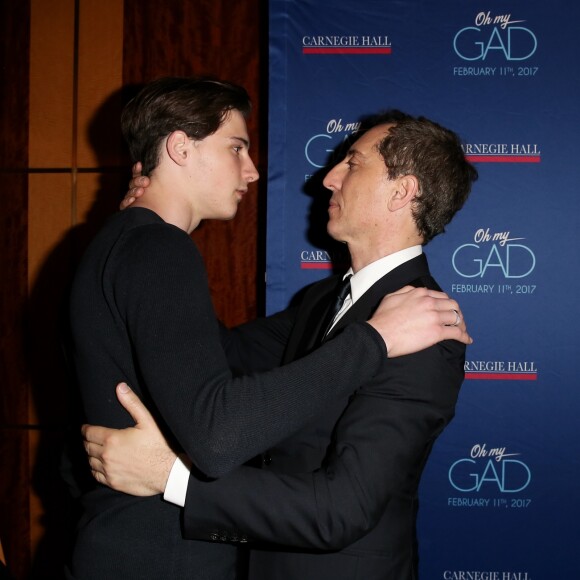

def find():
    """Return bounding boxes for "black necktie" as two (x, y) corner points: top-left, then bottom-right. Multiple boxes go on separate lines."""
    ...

(319, 274), (352, 342)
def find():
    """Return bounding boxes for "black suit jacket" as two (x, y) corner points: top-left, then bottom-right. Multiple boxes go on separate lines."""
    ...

(184, 254), (465, 580)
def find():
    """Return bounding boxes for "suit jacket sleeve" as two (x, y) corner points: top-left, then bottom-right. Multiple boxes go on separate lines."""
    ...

(182, 339), (464, 550)
(109, 225), (388, 478)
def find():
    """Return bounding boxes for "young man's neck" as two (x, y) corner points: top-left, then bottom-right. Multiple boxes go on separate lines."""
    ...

(132, 179), (199, 234)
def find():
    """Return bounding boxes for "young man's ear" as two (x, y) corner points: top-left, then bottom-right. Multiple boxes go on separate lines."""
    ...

(388, 175), (419, 211)
(166, 130), (190, 166)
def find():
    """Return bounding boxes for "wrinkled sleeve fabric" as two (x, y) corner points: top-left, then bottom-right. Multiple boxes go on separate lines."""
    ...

(181, 340), (464, 550)
(218, 308), (297, 374)
(109, 223), (388, 478)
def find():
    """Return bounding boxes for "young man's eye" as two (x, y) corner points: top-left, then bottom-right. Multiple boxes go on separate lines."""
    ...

(233, 146), (242, 153)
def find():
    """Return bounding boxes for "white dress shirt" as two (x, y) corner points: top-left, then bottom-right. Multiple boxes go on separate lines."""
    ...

(165, 245), (423, 506)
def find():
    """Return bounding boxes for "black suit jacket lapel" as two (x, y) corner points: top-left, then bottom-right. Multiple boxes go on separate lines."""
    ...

(325, 254), (437, 340)
(282, 275), (343, 363)
(284, 254), (437, 362)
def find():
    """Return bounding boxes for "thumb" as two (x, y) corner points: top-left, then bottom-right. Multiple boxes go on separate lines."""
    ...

(116, 382), (153, 427)
(386, 284), (417, 297)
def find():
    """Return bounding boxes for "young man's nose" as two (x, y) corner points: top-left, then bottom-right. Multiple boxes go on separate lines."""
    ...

(245, 159), (259, 182)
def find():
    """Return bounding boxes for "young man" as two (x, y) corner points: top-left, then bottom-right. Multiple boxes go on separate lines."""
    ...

(69, 78), (469, 580)
(83, 110), (477, 579)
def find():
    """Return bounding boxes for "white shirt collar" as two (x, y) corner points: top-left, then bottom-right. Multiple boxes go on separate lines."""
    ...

(342, 245), (423, 305)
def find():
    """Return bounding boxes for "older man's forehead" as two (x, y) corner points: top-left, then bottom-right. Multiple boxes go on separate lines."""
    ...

(350, 123), (393, 155)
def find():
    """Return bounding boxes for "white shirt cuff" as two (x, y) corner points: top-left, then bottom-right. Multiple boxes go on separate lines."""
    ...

(163, 454), (191, 507)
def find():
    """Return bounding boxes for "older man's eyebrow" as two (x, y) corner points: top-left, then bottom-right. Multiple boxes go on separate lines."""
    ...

(347, 147), (365, 159)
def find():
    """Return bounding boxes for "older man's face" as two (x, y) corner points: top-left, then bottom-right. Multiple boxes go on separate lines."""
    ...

(323, 124), (397, 251)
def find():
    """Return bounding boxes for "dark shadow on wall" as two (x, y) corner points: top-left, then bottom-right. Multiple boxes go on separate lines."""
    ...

(26, 86), (139, 579)
(283, 132), (356, 309)
(284, 113), (386, 308)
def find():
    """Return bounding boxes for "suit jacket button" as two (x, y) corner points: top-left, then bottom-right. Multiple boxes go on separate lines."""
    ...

(209, 532), (219, 541)
(262, 453), (272, 465)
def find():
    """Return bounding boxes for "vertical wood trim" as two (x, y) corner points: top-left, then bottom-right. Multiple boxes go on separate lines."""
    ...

(0, 0), (32, 574)
(29, 0), (75, 168)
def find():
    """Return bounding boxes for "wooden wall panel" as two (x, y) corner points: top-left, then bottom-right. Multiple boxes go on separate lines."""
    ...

(1, 1), (266, 577)
(26, 2), (78, 575)
(28, 175), (73, 296)
(27, 173), (74, 426)
(77, 0), (125, 169)
(74, 172), (127, 254)
(29, 0), (75, 168)
(26, 172), (77, 574)
(0, 0), (31, 576)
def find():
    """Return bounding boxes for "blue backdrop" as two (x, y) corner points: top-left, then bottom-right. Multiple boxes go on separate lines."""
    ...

(266, 1), (580, 577)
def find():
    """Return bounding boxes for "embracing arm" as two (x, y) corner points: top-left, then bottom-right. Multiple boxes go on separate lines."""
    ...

(180, 341), (465, 549)
(85, 337), (464, 549)
(110, 224), (392, 478)
(219, 307), (297, 374)
(84, 206), (470, 483)
(83, 280), (470, 492)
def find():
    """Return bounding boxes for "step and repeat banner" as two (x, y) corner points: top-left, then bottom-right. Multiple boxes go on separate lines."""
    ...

(266, 1), (580, 577)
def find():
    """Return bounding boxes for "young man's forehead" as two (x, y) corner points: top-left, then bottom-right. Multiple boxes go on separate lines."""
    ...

(217, 110), (249, 138)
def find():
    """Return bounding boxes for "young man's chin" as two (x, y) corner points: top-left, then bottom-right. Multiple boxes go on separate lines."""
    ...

(223, 207), (239, 221)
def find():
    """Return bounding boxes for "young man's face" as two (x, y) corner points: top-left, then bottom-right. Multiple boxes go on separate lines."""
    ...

(188, 109), (259, 221)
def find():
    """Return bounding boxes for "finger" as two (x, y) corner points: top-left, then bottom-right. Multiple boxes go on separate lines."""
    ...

(82, 424), (110, 446)
(442, 308), (461, 327)
(116, 382), (155, 427)
(441, 324), (473, 345)
(391, 286), (450, 300)
(430, 295), (459, 314)
(83, 440), (104, 461)
(389, 286), (438, 297)
(386, 284), (416, 296)
(442, 297), (460, 312)
(422, 288), (449, 297)
(132, 161), (142, 178)
(119, 195), (135, 210)
(92, 469), (109, 486)
(124, 185), (144, 197)
(88, 455), (105, 476)
(452, 327), (473, 345)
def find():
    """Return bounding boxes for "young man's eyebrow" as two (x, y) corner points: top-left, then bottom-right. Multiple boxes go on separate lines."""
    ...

(231, 136), (250, 148)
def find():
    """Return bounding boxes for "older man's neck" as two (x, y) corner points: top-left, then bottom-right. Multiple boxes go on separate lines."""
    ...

(349, 235), (423, 273)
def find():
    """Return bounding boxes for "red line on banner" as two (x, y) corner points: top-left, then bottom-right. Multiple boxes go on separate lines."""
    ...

(302, 47), (392, 54)
(301, 263), (333, 270)
(465, 155), (541, 163)
(465, 373), (537, 381)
